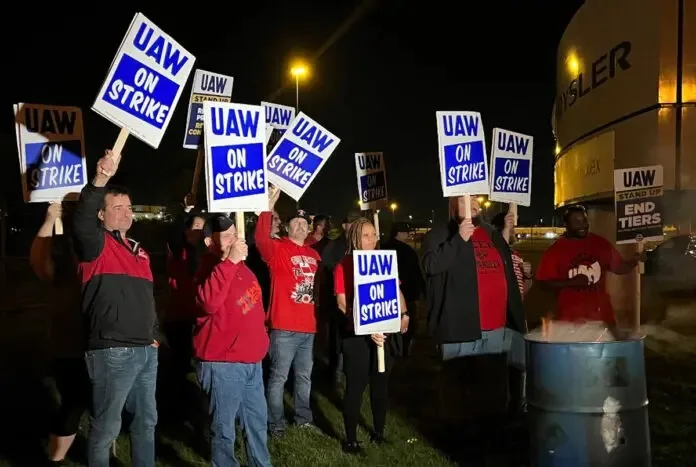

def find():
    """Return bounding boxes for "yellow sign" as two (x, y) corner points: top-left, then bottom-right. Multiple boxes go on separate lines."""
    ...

(555, 131), (615, 206)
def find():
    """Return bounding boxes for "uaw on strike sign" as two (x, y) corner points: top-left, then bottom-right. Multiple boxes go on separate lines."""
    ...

(183, 69), (234, 149)
(355, 152), (387, 210)
(614, 165), (664, 244)
(353, 251), (401, 336)
(92, 13), (195, 149)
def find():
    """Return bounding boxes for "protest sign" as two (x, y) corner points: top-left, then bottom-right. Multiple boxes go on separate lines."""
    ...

(203, 101), (267, 213)
(352, 250), (402, 336)
(355, 152), (388, 210)
(266, 112), (340, 201)
(489, 128), (533, 206)
(92, 13), (195, 149)
(614, 165), (664, 244)
(436, 111), (489, 197)
(183, 69), (234, 149)
(261, 101), (295, 146)
(14, 103), (87, 203)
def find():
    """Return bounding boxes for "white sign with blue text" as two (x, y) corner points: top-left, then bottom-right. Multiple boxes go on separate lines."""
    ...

(203, 101), (267, 213)
(266, 112), (340, 201)
(436, 111), (489, 197)
(92, 13), (196, 149)
(183, 69), (234, 149)
(355, 152), (388, 210)
(352, 250), (402, 335)
(14, 103), (87, 203)
(489, 128), (534, 206)
(261, 101), (295, 146)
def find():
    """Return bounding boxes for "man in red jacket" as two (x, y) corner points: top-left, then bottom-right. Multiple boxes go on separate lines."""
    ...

(255, 186), (321, 437)
(194, 215), (272, 466)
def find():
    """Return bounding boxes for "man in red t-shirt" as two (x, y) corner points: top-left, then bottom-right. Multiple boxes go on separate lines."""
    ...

(536, 205), (643, 326)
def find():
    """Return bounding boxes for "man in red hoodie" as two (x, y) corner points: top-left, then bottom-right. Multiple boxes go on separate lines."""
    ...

(194, 215), (272, 466)
(255, 186), (321, 437)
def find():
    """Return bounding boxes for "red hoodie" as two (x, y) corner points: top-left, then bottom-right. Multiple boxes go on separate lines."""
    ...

(193, 252), (269, 363)
(255, 212), (320, 333)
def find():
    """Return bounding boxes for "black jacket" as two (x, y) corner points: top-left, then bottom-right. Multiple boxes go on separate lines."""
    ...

(72, 184), (160, 350)
(421, 219), (524, 344)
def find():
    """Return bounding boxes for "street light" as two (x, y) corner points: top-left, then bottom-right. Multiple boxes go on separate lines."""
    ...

(390, 202), (397, 221)
(484, 201), (491, 208)
(477, 196), (485, 203)
(290, 62), (309, 112)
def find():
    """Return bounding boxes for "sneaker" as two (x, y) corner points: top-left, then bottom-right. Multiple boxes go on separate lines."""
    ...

(342, 440), (364, 455)
(296, 423), (322, 434)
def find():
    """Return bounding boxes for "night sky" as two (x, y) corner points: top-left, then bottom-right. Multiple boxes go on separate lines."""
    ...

(3, 1), (584, 226)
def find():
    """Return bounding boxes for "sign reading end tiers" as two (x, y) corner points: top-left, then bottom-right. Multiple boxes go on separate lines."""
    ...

(92, 13), (195, 149)
(614, 165), (664, 244)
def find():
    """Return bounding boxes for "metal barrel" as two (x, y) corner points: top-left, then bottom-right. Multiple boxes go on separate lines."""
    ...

(525, 337), (651, 467)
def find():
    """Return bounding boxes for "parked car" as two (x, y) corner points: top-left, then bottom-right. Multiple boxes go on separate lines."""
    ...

(644, 234), (696, 296)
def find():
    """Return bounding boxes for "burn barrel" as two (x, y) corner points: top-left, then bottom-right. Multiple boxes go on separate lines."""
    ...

(526, 336), (651, 466)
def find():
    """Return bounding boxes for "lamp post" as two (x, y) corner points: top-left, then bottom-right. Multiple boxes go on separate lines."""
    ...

(290, 62), (308, 210)
(390, 202), (397, 221)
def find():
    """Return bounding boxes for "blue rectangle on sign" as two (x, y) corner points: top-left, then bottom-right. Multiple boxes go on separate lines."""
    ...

(267, 139), (322, 189)
(184, 102), (203, 147)
(25, 140), (84, 191)
(359, 171), (387, 203)
(356, 278), (399, 326)
(211, 143), (266, 200)
(101, 53), (180, 129)
(492, 157), (531, 194)
(443, 140), (486, 187)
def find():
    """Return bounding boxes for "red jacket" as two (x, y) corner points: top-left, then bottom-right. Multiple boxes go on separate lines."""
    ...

(255, 212), (320, 333)
(193, 252), (269, 363)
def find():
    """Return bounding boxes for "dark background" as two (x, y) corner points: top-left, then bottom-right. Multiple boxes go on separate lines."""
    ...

(2, 1), (584, 228)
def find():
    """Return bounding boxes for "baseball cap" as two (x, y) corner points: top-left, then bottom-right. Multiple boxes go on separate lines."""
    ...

(287, 209), (311, 224)
(203, 215), (235, 238)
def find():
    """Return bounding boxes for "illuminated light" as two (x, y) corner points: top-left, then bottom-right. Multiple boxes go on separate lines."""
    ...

(390, 202), (398, 211)
(555, 144), (561, 156)
(565, 52), (580, 76)
(484, 201), (491, 208)
(477, 196), (485, 203)
(290, 61), (309, 79)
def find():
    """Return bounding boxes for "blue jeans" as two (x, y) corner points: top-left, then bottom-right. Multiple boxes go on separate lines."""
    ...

(441, 327), (526, 370)
(197, 361), (272, 467)
(85, 346), (158, 467)
(267, 330), (314, 432)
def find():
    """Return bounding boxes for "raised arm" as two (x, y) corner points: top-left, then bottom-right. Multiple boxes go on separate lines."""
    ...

(30, 203), (61, 282)
(72, 150), (119, 262)
(254, 185), (282, 263)
(420, 224), (472, 276)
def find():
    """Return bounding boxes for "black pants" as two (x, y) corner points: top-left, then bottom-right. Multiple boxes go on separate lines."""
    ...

(342, 336), (392, 443)
(163, 320), (194, 376)
(51, 357), (90, 436)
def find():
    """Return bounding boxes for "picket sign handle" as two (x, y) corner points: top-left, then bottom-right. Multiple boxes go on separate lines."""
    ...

(463, 194), (472, 220)
(635, 240), (644, 333)
(377, 345), (386, 373)
(236, 212), (247, 261)
(191, 147), (204, 194)
(112, 128), (129, 164)
(509, 203), (518, 226)
(54, 217), (64, 236)
(373, 211), (380, 240)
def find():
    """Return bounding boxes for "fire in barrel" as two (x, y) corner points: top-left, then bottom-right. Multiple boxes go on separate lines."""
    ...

(526, 321), (651, 467)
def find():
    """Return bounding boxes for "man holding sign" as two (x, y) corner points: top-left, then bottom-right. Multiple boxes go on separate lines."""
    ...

(255, 186), (321, 437)
(421, 196), (525, 420)
(334, 217), (408, 454)
(73, 150), (160, 466)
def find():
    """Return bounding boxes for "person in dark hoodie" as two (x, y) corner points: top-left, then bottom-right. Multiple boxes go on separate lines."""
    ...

(164, 193), (206, 379)
(420, 195), (525, 421)
(194, 215), (272, 466)
(381, 223), (424, 357)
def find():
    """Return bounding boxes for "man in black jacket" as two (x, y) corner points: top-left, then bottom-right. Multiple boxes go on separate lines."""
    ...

(421, 196), (525, 420)
(73, 149), (160, 467)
